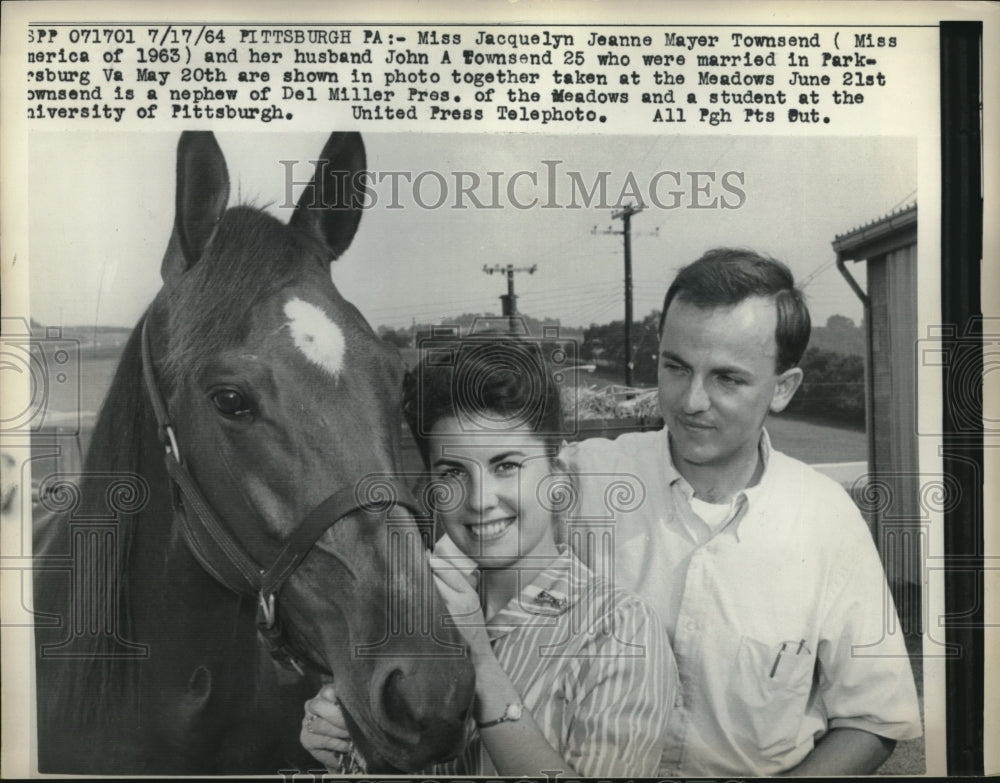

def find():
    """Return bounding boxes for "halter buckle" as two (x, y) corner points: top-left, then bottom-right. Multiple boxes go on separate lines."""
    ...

(256, 591), (307, 677)
(164, 424), (182, 464)
(258, 591), (276, 628)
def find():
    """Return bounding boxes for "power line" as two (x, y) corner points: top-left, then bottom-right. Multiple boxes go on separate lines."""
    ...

(800, 259), (839, 289)
(886, 188), (917, 213)
(371, 289), (618, 328)
(522, 287), (624, 306)
(582, 296), (626, 327)
(362, 297), (500, 318)
(592, 203), (655, 386)
(366, 280), (619, 316)
(483, 263), (537, 333)
(517, 281), (623, 298)
(549, 291), (623, 323)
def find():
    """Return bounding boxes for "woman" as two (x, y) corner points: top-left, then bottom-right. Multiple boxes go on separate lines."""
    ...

(301, 337), (676, 777)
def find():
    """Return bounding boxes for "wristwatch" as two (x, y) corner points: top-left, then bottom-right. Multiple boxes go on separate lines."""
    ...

(475, 701), (523, 729)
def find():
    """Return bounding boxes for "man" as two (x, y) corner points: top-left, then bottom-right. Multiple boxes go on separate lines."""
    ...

(563, 248), (922, 776)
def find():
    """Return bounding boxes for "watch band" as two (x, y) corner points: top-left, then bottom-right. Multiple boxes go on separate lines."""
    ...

(475, 701), (523, 729)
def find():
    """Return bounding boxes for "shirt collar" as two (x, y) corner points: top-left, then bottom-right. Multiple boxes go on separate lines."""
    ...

(486, 546), (588, 642)
(658, 427), (685, 489)
(663, 427), (774, 523)
(742, 428), (773, 504)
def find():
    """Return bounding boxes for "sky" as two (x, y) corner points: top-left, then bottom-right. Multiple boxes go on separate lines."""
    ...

(28, 131), (915, 333)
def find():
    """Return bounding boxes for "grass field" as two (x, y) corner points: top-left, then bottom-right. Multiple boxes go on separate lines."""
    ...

(765, 412), (866, 464)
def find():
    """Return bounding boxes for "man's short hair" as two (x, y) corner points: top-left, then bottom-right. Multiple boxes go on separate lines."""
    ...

(402, 335), (565, 467)
(658, 247), (811, 372)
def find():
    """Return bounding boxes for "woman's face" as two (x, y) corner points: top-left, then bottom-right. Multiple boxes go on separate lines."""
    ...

(428, 414), (559, 570)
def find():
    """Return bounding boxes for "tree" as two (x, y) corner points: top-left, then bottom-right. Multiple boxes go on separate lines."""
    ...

(377, 325), (410, 349)
(809, 313), (865, 356)
(785, 346), (865, 427)
(826, 314), (856, 330)
(582, 310), (661, 386)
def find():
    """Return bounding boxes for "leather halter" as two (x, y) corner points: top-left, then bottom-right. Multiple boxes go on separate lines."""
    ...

(139, 316), (419, 675)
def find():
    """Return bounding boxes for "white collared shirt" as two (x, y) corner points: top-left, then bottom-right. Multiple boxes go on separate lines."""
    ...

(562, 428), (922, 777)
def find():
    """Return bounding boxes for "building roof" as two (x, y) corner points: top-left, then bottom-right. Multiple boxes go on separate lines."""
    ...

(832, 202), (917, 262)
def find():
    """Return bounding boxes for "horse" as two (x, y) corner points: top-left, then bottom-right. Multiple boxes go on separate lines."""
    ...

(32, 132), (475, 774)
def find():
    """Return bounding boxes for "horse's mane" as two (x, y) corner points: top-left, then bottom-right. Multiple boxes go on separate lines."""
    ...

(47, 319), (154, 745)
(83, 318), (150, 478)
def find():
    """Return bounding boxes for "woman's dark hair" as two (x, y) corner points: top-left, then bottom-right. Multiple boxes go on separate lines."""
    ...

(403, 335), (565, 467)
(658, 247), (811, 373)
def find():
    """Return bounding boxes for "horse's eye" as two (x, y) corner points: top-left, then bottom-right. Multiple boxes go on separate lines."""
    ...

(211, 389), (252, 418)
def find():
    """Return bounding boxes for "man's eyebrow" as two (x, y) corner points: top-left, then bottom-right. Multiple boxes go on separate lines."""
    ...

(660, 350), (753, 377)
(660, 350), (690, 366)
(715, 366), (754, 377)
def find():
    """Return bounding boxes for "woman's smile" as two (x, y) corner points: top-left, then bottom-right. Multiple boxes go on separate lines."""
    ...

(465, 515), (517, 542)
(429, 415), (560, 572)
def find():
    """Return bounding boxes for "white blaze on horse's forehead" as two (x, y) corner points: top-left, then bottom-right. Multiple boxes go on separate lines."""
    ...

(283, 298), (346, 377)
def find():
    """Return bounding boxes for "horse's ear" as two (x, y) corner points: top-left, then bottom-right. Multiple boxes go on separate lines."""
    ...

(290, 132), (366, 262)
(161, 131), (230, 283)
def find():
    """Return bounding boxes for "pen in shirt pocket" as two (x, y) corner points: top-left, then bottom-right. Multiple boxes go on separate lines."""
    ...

(769, 638), (810, 678)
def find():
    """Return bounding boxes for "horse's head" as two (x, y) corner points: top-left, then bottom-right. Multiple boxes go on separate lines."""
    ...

(143, 132), (474, 770)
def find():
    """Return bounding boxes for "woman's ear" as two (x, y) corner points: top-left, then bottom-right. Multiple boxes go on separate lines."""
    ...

(548, 454), (577, 497)
(543, 455), (577, 548)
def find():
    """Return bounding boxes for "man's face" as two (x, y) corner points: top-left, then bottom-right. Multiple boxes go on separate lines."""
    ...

(657, 295), (802, 477)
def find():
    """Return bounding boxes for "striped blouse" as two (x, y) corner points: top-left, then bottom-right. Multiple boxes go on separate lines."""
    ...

(430, 547), (676, 777)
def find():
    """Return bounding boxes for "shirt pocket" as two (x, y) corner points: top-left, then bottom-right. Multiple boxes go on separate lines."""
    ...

(727, 635), (816, 755)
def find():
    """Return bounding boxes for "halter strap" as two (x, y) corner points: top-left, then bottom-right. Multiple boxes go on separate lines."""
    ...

(139, 316), (421, 674)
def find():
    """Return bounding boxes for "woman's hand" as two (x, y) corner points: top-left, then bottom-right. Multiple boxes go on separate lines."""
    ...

(300, 684), (354, 769)
(429, 556), (581, 777)
(429, 555), (492, 660)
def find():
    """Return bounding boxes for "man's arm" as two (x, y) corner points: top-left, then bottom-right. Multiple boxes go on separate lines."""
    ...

(785, 489), (921, 777)
(779, 727), (895, 776)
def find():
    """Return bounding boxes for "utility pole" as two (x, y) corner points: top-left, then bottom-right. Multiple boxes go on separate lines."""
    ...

(483, 263), (537, 333)
(593, 203), (645, 386)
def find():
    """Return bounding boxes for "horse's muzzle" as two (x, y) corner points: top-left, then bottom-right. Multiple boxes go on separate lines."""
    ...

(373, 654), (474, 747)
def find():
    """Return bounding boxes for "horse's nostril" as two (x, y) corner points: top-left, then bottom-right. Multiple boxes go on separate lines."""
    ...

(377, 668), (423, 746)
